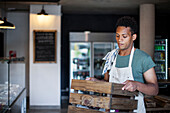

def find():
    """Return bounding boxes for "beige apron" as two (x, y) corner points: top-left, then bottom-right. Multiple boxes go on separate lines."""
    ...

(109, 46), (146, 113)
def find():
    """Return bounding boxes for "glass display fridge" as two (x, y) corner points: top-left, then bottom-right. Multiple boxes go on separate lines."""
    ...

(69, 32), (118, 89)
(93, 42), (115, 79)
(0, 57), (26, 113)
(154, 39), (168, 80)
(70, 42), (91, 81)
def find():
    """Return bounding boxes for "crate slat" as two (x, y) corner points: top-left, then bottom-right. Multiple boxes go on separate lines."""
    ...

(69, 93), (110, 109)
(71, 79), (113, 94)
(71, 79), (138, 96)
(111, 97), (137, 110)
(112, 83), (138, 96)
(68, 105), (107, 113)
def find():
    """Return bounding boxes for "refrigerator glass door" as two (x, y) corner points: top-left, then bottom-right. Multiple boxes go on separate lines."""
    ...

(93, 42), (118, 79)
(70, 42), (91, 81)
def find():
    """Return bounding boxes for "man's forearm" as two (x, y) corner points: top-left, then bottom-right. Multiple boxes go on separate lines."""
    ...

(136, 82), (159, 96)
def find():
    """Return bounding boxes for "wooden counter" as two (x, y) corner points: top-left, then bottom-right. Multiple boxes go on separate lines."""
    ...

(145, 95), (170, 112)
(158, 80), (170, 85)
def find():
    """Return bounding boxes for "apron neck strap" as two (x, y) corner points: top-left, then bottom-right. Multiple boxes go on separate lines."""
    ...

(128, 46), (134, 67)
(113, 46), (135, 67)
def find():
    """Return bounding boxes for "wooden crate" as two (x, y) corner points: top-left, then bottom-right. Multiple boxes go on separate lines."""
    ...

(145, 97), (156, 108)
(68, 79), (138, 113)
(154, 95), (170, 108)
(145, 95), (170, 113)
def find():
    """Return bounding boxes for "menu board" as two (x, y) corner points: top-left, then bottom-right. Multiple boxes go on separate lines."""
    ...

(33, 30), (57, 63)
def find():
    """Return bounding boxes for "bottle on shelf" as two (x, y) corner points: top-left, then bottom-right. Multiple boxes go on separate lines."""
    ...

(155, 45), (165, 51)
(161, 64), (165, 72)
(160, 52), (165, 60)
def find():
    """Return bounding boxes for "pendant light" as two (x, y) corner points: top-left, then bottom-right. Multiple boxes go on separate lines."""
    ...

(0, 17), (15, 29)
(37, 5), (48, 15)
(0, 1), (15, 29)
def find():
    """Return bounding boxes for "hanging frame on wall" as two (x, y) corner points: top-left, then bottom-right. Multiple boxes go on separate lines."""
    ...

(33, 30), (57, 63)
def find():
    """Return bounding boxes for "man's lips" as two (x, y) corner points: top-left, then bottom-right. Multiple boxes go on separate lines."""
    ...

(119, 43), (124, 46)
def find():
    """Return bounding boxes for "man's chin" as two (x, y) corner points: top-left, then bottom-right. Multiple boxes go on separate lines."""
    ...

(119, 48), (126, 50)
(119, 47), (124, 50)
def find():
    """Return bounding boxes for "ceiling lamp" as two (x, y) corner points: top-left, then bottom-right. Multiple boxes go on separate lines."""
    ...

(0, 17), (15, 29)
(0, 17), (4, 24)
(37, 5), (48, 15)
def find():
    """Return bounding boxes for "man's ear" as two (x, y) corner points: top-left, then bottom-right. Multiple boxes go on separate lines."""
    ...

(132, 34), (137, 41)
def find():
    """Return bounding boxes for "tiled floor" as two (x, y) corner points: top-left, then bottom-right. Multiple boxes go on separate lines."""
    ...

(27, 99), (68, 113)
(28, 109), (68, 113)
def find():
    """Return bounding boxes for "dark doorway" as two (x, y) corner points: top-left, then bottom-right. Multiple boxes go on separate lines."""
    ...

(0, 32), (4, 57)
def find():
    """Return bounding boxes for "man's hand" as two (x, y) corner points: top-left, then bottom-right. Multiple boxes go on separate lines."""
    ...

(121, 67), (159, 96)
(122, 80), (138, 92)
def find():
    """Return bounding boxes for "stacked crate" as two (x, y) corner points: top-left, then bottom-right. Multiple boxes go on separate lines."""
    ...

(68, 79), (138, 113)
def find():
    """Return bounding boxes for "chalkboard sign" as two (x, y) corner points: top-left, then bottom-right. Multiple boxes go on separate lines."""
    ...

(33, 30), (57, 63)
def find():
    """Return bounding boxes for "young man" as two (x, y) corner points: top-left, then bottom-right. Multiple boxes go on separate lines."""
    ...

(87, 16), (159, 113)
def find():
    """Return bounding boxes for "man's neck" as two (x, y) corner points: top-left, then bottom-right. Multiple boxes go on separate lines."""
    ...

(119, 47), (135, 56)
(119, 50), (131, 56)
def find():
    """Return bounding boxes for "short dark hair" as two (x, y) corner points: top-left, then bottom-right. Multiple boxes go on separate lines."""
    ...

(115, 16), (138, 34)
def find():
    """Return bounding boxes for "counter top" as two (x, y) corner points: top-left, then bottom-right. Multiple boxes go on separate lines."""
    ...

(158, 80), (170, 85)
(145, 95), (170, 112)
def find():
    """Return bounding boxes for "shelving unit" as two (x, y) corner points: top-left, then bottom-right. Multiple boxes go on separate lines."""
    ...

(154, 39), (168, 80)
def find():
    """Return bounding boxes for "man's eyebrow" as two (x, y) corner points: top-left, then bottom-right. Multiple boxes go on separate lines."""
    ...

(116, 33), (129, 36)
(122, 34), (127, 35)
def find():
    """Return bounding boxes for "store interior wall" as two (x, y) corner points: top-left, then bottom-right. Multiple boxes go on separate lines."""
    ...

(0, 10), (29, 95)
(6, 11), (29, 96)
(0, 32), (4, 57)
(29, 4), (61, 106)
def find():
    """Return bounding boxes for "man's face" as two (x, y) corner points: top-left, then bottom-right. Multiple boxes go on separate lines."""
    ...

(116, 26), (136, 51)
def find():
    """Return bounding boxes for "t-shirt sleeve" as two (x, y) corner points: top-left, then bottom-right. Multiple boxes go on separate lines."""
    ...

(142, 56), (156, 73)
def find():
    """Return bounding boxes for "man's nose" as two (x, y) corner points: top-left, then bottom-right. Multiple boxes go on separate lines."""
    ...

(119, 36), (123, 42)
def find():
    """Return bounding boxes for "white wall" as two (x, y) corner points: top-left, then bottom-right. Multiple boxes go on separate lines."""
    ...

(6, 12), (29, 58)
(6, 12), (29, 95)
(29, 5), (61, 106)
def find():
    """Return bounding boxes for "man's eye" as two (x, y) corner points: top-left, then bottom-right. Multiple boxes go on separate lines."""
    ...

(123, 35), (127, 38)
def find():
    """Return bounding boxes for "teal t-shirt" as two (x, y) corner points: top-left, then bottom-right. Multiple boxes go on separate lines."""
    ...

(115, 49), (156, 83)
